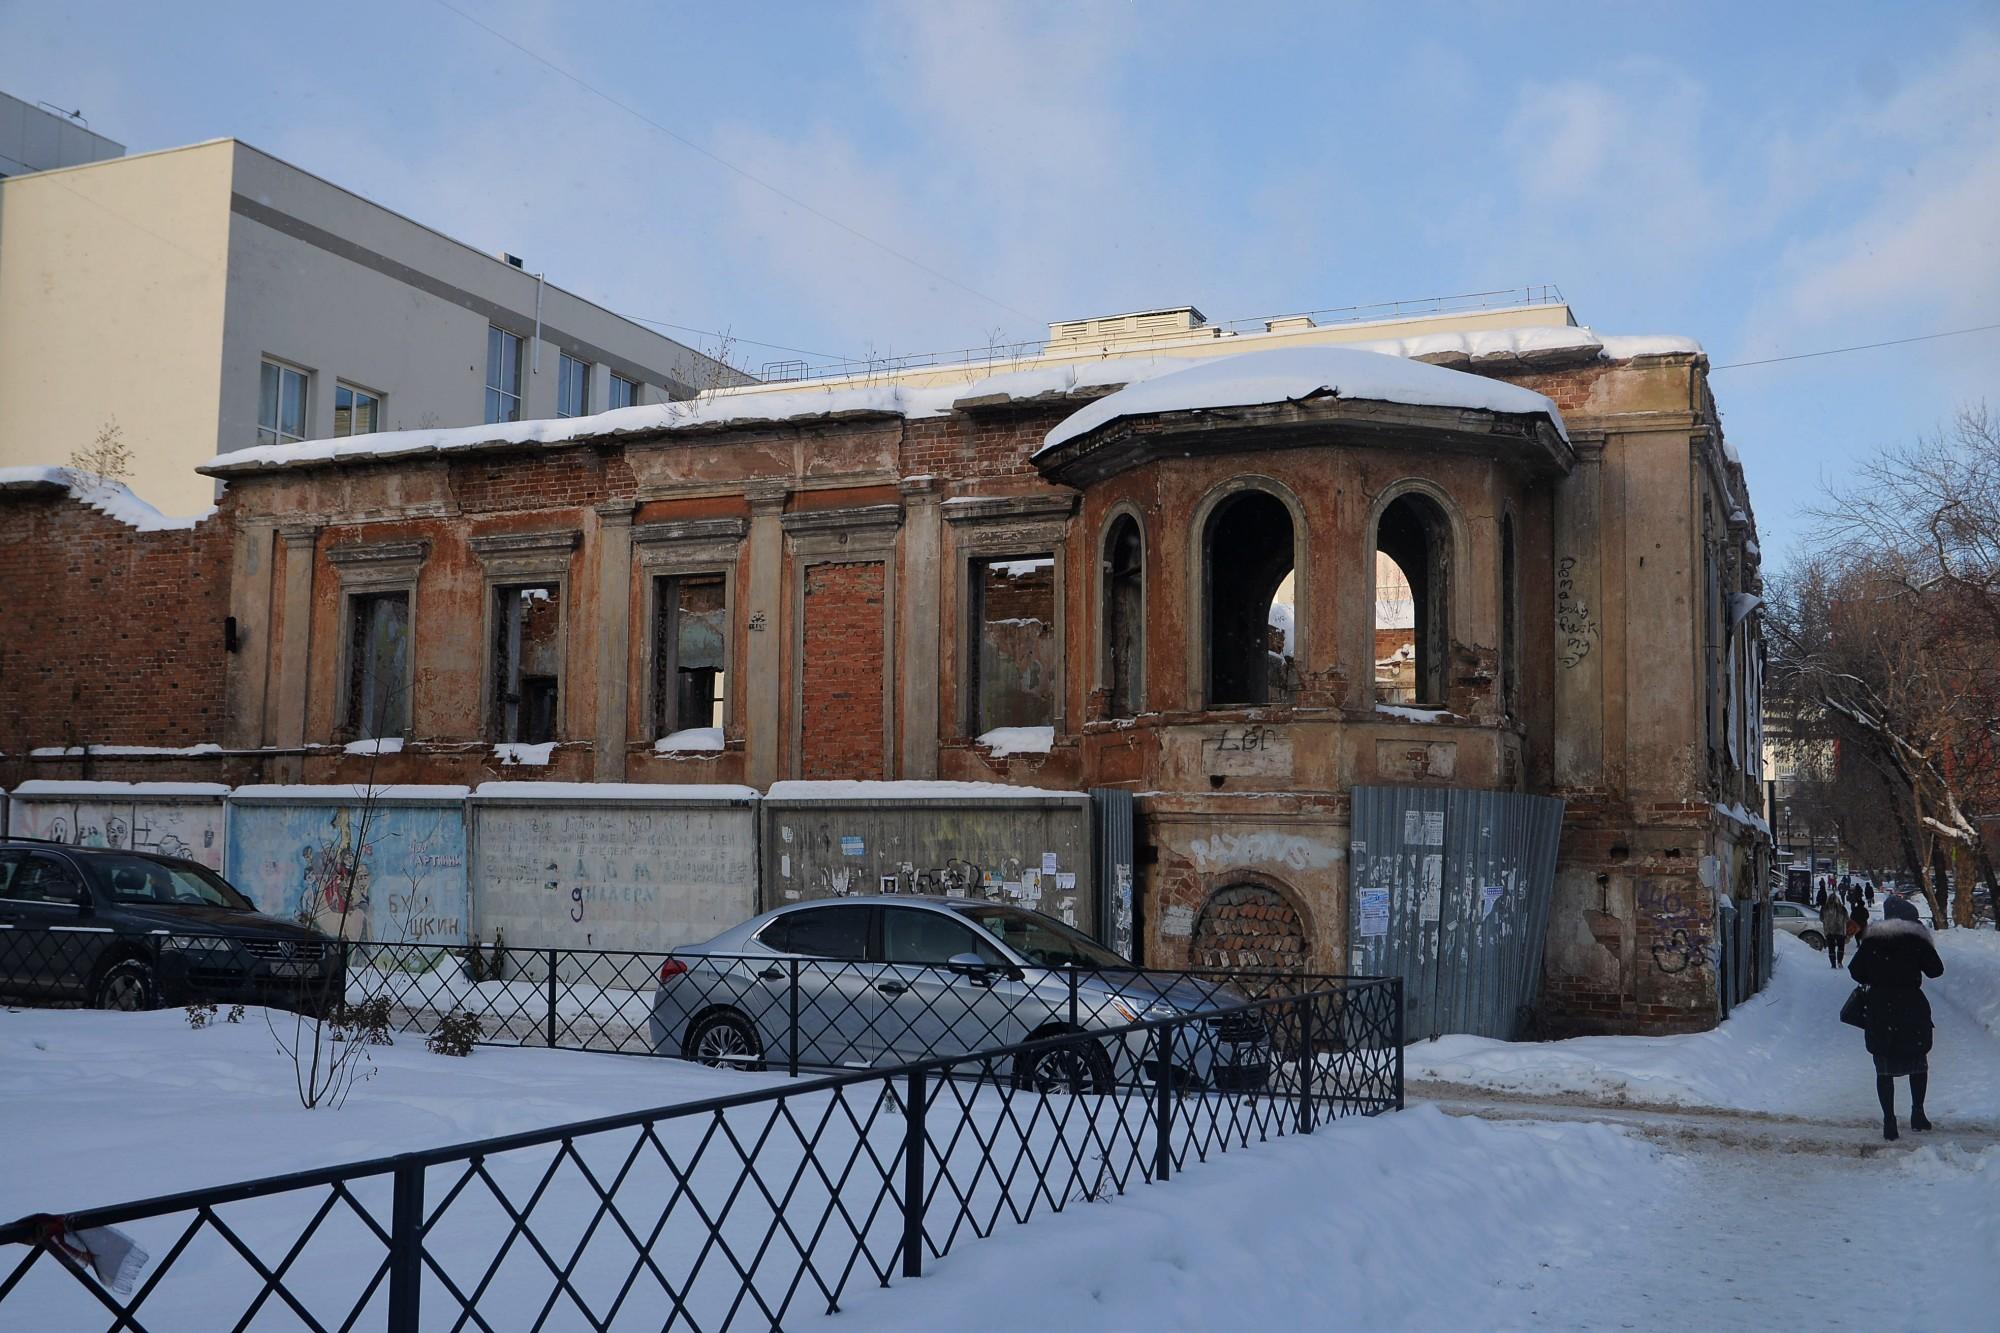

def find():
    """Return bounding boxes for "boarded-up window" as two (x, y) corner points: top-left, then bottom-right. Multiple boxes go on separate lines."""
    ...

(345, 591), (409, 739)
(493, 583), (560, 743)
(970, 555), (1055, 734)
(655, 574), (727, 739)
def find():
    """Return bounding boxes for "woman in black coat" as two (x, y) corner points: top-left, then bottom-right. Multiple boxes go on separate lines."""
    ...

(1846, 895), (1945, 1140)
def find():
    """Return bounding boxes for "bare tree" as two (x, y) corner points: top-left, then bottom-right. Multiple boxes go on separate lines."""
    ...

(66, 420), (134, 496)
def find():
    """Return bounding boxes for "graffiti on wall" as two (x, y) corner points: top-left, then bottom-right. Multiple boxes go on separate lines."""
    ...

(226, 803), (467, 946)
(10, 800), (225, 871)
(472, 805), (755, 951)
(1555, 556), (1600, 669)
(1638, 880), (1710, 975)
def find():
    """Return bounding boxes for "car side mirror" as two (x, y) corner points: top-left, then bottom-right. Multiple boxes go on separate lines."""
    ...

(947, 952), (997, 983)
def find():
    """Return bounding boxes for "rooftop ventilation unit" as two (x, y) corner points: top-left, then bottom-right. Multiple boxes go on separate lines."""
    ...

(1044, 306), (1212, 351)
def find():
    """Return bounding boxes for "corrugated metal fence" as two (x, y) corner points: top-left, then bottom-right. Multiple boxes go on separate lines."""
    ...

(1348, 786), (1566, 1040)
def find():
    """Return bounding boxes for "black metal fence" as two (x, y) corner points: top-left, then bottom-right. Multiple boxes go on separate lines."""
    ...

(1, 979), (1402, 1331)
(0, 923), (1368, 1083)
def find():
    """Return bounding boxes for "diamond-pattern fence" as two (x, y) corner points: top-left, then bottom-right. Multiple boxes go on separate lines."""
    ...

(2, 978), (1401, 1331)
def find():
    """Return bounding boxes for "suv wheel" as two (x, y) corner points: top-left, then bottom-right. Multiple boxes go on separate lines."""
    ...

(95, 958), (159, 1012)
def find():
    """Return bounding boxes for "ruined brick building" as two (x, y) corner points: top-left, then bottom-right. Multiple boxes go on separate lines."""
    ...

(0, 297), (1772, 1034)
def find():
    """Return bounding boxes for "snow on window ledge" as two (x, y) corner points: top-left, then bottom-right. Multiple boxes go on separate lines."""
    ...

(493, 742), (556, 766)
(976, 725), (1055, 756)
(654, 727), (724, 753)
(345, 737), (405, 756)
(1374, 704), (1450, 723)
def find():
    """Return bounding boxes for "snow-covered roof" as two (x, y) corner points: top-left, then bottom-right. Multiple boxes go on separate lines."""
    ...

(195, 323), (1702, 479)
(0, 466), (216, 531)
(471, 781), (759, 802)
(8, 780), (231, 798)
(197, 356), (1197, 478)
(765, 780), (1085, 802)
(1041, 346), (1569, 454)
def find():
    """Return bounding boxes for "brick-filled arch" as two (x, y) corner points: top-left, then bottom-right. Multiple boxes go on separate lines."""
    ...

(1190, 881), (1308, 975)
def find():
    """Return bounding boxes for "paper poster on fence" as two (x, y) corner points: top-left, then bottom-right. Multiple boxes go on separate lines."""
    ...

(1358, 888), (1391, 938)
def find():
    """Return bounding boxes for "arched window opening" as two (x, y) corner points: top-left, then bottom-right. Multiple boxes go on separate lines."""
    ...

(1191, 882), (1307, 976)
(1500, 513), (1518, 717)
(1375, 493), (1451, 707)
(1103, 516), (1144, 718)
(1204, 490), (1296, 707)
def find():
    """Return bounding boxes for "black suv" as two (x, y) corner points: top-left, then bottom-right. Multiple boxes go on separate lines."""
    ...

(0, 838), (341, 1013)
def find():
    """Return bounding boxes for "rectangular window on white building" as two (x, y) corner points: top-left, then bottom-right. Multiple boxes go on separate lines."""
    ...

(608, 373), (640, 410)
(257, 360), (309, 446)
(485, 327), (523, 424)
(333, 384), (381, 437)
(557, 353), (590, 418)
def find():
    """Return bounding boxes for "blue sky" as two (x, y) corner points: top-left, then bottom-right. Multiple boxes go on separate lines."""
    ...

(4, 1), (1995, 562)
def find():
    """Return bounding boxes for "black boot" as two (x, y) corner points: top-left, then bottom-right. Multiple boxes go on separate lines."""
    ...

(1878, 1075), (1898, 1140)
(1910, 1072), (1931, 1131)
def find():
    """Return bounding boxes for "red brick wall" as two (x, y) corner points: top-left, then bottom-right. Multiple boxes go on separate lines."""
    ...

(800, 561), (886, 778)
(0, 490), (230, 765)
(446, 448), (636, 513)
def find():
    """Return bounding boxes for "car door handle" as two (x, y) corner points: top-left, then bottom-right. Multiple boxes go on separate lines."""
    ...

(758, 965), (786, 981)
(876, 982), (908, 996)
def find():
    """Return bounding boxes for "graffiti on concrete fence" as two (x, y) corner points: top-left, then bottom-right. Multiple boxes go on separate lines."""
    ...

(226, 802), (468, 946)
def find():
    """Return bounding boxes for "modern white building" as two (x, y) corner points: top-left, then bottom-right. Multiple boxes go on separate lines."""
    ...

(0, 90), (124, 177)
(0, 134), (748, 515)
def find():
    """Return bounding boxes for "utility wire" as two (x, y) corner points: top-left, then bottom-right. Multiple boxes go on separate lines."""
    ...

(624, 317), (848, 362)
(427, 0), (1035, 325)
(1712, 322), (2000, 370)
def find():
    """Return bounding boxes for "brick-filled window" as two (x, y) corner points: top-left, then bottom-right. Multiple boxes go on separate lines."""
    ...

(492, 583), (561, 743)
(344, 591), (409, 738)
(653, 573), (727, 740)
(968, 555), (1055, 736)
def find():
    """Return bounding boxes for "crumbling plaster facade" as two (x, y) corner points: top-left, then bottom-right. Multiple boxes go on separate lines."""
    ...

(3, 335), (1769, 1034)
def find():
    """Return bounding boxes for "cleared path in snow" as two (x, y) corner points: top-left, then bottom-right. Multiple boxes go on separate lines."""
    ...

(1400, 928), (2000, 1331)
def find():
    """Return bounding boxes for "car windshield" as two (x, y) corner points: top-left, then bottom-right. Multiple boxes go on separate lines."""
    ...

(86, 855), (254, 910)
(950, 902), (1128, 970)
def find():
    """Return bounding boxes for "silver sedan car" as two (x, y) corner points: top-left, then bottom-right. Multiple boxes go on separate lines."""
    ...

(648, 896), (1270, 1091)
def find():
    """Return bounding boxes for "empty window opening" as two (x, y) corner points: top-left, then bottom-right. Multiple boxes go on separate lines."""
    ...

(1204, 490), (1296, 707)
(1103, 517), (1143, 718)
(1375, 493), (1451, 706)
(346, 591), (409, 739)
(1500, 513), (1519, 716)
(493, 583), (560, 743)
(654, 574), (727, 742)
(970, 555), (1055, 737)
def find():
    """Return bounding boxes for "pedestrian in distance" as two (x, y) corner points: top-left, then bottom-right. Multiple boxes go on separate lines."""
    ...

(1820, 893), (1850, 968)
(1847, 894), (1944, 1140)
(1865, 881), (1876, 907)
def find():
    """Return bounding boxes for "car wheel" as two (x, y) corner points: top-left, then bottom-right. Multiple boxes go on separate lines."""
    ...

(95, 958), (159, 1012)
(1800, 931), (1825, 950)
(1017, 1033), (1115, 1094)
(684, 1010), (764, 1071)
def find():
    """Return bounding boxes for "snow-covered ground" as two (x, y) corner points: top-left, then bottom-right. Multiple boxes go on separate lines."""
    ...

(1407, 929), (2000, 1125)
(4, 928), (1998, 1329)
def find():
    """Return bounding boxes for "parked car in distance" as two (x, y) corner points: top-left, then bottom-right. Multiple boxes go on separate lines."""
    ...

(649, 896), (1271, 1092)
(1770, 900), (1825, 949)
(0, 838), (341, 1012)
